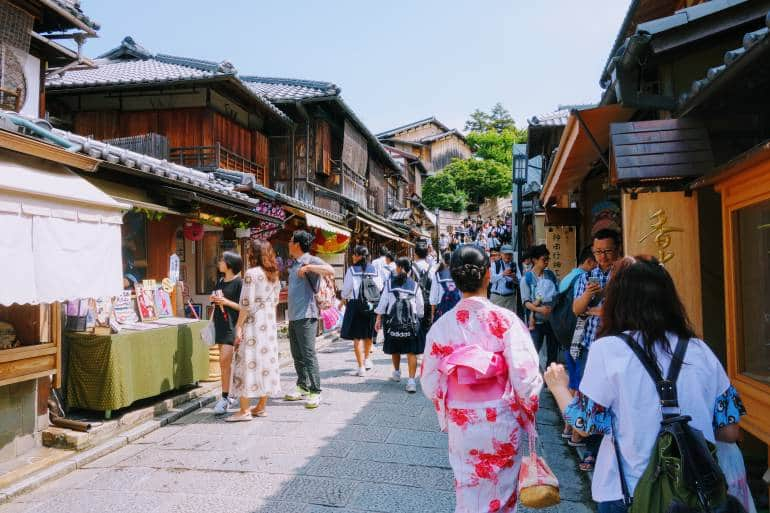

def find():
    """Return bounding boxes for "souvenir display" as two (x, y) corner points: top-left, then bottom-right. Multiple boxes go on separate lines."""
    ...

(92, 297), (112, 328)
(135, 284), (158, 322)
(112, 291), (139, 324)
(154, 287), (173, 318)
(65, 299), (90, 331)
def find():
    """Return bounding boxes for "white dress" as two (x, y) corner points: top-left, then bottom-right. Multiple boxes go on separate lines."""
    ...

(232, 267), (282, 398)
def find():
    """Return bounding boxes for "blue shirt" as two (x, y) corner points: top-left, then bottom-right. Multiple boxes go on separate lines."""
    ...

(573, 266), (612, 347)
(558, 267), (586, 293)
(287, 253), (324, 321)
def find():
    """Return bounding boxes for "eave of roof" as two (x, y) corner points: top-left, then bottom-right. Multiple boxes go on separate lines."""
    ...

(240, 76), (340, 102)
(677, 14), (770, 116)
(40, 0), (100, 34)
(419, 129), (468, 144)
(375, 116), (451, 139)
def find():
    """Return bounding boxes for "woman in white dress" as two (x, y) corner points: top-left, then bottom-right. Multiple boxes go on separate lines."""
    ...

(228, 239), (282, 422)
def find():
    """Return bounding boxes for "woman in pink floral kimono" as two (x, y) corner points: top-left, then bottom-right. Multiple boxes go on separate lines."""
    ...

(422, 245), (543, 513)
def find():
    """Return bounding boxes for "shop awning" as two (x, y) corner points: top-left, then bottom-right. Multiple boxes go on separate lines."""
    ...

(357, 216), (414, 246)
(86, 177), (183, 216)
(304, 212), (351, 237)
(541, 104), (635, 205)
(0, 152), (127, 306)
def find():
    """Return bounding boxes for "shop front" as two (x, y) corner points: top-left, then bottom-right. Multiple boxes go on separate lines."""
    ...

(0, 150), (123, 461)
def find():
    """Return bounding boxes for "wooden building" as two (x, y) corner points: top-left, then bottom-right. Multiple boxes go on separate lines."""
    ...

(45, 37), (291, 188)
(377, 117), (471, 174)
(540, 0), (770, 503)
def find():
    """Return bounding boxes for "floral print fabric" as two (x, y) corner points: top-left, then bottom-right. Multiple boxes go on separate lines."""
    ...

(421, 296), (543, 513)
(231, 267), (282, 398)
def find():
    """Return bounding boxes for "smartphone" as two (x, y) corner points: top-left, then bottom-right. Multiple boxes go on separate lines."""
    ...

(588, 277), (601, 286)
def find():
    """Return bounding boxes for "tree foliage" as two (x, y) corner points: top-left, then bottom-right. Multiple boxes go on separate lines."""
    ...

(444, 158), (511, 206)
(464, 102), (516, 134)
(422, 172), (468, 212)
(466, 128), (526, 168)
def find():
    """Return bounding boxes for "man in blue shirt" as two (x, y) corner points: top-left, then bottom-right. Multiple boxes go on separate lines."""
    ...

(559, 246), (597, 294)
(490, 244), (518, 313)
(284, 230), (335, 409)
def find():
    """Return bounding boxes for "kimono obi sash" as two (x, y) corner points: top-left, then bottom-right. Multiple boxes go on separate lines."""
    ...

(441, 344), (508, 404)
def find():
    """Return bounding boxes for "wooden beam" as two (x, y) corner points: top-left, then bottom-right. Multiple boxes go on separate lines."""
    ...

(0, 130), (99, 171)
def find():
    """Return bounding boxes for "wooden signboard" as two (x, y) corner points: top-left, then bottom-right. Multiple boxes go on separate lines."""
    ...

(545, 226), (577, 280)
(621, 191), (702, 335)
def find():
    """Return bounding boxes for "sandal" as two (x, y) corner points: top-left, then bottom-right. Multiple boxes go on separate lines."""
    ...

(568, 438), (586, 447)
(250, 407), (267, 417)
(561, 426), (573, 439)
(579, 455), (595, 472)
(225, 412), (253, 422)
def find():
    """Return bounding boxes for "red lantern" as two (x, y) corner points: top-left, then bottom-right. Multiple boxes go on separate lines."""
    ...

(183, 221), (204, 241)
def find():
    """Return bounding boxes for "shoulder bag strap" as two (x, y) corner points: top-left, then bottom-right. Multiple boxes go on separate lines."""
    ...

(611, 412), (633, 506)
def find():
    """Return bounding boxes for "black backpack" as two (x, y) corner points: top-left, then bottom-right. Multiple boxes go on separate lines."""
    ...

(384, 281), (418, 342)
(613, 334), (744, 513)
(548, 275), (579, 349)
(413, 263), (432, 315)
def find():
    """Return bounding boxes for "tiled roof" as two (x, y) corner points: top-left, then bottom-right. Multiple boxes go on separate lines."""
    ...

(419, 129), (466, 144)
(0, 109), (333, 224)
(388, 208), (412, 221)
(376, 117), (451, 139)
(47, 0), (100, 31)
(240, 76), (340, 102)
(678, 17), (770, 112)
(46, 37), (291, 124)
(528, 110), (570, 127)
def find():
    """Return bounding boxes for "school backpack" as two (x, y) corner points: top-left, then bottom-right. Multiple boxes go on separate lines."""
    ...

(413, 263), (432, 315)
(384, 280), (418, 342)
(434, 271), (461, 320)
(548, 274), (580, 349)
(357, 265), (381, 313)
(613, 334), (745, 513)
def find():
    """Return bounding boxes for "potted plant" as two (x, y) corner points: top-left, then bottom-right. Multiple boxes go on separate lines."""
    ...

(234, 220), (251, 239)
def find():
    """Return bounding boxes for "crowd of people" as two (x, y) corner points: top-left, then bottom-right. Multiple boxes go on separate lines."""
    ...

(204, 228), (756, 513)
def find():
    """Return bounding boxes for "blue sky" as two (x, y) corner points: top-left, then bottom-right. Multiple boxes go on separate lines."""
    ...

(80, 1), (629, 134)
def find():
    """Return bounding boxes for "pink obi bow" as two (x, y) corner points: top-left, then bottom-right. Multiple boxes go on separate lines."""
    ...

(440, 345), (508, 386)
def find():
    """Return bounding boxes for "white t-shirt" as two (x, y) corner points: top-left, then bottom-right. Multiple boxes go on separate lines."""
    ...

(580, 331), (730, 503)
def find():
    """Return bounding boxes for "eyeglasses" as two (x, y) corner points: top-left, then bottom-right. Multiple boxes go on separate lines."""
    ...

(593, 249), (616, 257)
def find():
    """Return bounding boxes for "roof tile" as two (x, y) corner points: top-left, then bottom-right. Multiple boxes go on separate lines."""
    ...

(240, 76), (340, 101)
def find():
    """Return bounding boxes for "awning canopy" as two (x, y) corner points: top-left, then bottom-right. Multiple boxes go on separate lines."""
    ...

(0, 152), (126, 305)
(541, 104), (635, 205)
(304, 212), (351, 237)
(357, 216), (414, 246)
(85, 177), (183, 216)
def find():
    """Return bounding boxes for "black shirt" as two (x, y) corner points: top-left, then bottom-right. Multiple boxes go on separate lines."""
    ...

(212, 276), (242, 345)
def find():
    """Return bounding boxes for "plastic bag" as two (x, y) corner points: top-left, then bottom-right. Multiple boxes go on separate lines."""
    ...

(519, 433), (560, 508)
(201, 320), (216, 346)
(716, 441), (757, 513)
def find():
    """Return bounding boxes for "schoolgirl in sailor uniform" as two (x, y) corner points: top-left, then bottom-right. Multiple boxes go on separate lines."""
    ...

(341, 246), (383, 375)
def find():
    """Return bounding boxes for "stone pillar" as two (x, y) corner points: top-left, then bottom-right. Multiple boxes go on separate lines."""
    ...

(203, 345), (221, 382)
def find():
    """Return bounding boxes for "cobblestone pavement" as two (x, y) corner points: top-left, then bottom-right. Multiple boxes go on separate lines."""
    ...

(0, 339), (595, 513)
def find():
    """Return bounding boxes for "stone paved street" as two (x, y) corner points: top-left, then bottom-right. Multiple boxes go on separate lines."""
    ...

(0, 339), (595, 513)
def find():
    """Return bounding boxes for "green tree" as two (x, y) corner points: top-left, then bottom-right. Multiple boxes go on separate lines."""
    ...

(422, 172), (468, 212)
(464, 103), (517, 134)
(489, 102), (515, 134)
(444, 158), (512, 206)
(464, 109), (491, 133)
(466, 128), (526, 168)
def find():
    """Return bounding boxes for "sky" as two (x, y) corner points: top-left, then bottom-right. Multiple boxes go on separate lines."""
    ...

(79, 0), (630, 134)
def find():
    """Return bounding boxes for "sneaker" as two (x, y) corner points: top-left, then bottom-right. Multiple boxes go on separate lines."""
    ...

(213, 397), (230, 415)
(284, 386), (308, 401)
(364, 358), (373, 370)
(305, 393), (321, 409)
(391, 370), (401, 382)
(357, 367), (367, 377)
(405, 379), (417, 394)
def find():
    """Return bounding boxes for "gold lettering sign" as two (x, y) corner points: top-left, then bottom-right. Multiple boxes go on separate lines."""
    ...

(638, 209), (684, 263)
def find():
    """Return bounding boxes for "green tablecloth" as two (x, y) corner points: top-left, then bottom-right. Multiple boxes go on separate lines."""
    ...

(65, 321), (209, 412)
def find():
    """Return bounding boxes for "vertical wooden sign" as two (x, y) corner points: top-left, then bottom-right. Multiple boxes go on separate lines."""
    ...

(545, 226), (577, 280)
(621, 191), (703, 335)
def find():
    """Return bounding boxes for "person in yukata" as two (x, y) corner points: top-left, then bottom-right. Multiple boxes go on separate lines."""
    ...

(421, 245), (543, 513)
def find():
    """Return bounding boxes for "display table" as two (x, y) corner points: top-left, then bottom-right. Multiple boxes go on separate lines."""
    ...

(65, 321), (209, 418)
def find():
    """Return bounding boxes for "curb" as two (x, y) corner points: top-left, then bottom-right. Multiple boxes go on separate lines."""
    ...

(0, 330), (340, 505)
